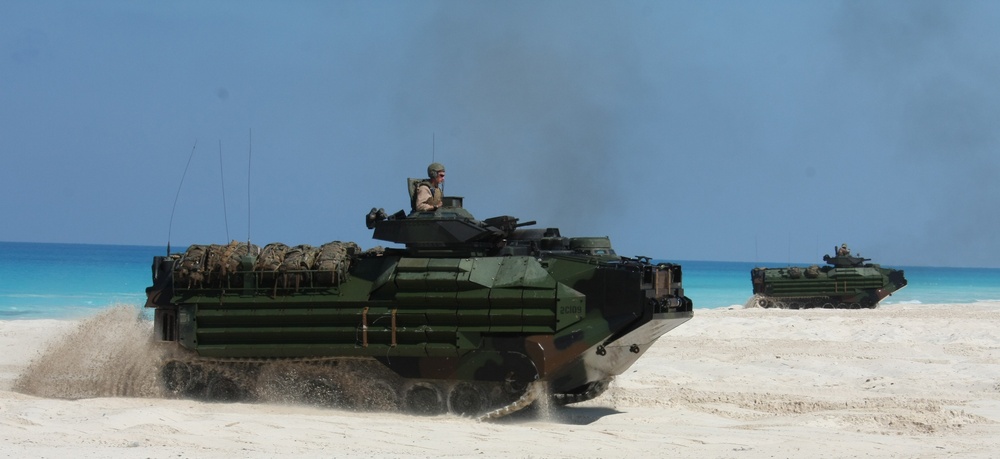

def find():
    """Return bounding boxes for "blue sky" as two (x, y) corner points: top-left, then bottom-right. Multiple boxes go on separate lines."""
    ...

(2, 1), (998, 268)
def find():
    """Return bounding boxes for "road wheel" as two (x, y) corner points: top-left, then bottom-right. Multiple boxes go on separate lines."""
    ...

(405, 382), (446, 415)
(448, 382), (486, 416)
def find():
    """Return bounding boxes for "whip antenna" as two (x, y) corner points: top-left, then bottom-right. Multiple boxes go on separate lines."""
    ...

(247, 128), (252, 247)
(787, 233), (791, 265)
(432, 133), (443, 195)
(219, 139), (231, 242)
(167, 140), (198, 255)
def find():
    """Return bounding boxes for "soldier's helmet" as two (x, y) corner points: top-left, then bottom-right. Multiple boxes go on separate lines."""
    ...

(427, 162), (446, 178)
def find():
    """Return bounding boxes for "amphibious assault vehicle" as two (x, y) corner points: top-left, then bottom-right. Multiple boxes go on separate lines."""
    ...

(145, 197), (693, 419)
(750, 245), (907, 309)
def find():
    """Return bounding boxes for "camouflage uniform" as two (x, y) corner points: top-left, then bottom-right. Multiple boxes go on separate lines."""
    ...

(414, 162), (445, 211)
(414, 181), (442, 211)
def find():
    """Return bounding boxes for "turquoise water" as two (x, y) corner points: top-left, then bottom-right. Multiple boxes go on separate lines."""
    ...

(0, 242), (164, 319)
(1, 242), (998, 319)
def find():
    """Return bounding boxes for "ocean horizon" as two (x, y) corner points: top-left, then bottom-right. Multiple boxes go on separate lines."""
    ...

(2, 241), (998, 320)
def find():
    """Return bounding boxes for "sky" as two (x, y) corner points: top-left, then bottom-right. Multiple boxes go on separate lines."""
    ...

(1, 1), (998, 268)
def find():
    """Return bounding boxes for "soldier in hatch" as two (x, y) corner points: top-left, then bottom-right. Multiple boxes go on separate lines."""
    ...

(413, 162), (445, 212)
(837, 243), (851, 256)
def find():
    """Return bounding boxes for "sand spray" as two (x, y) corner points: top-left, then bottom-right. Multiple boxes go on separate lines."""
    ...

(13, 305), (167, 399)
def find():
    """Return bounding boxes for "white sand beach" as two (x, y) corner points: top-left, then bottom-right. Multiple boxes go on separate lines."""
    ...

(2, 302), (999, 458)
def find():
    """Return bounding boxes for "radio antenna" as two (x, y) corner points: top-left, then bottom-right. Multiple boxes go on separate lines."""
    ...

(167, 140), (198, 255)
(219, 139), (231, 242)
(246, 128), (252, 247)
(787, 232), (791, 265)
(432, 133), (443, 195)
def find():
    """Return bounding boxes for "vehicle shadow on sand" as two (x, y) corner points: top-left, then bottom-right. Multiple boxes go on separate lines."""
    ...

(492, 405), (622, 425)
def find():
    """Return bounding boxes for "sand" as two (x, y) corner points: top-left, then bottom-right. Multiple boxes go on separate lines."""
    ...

(1, 302), (999, 458)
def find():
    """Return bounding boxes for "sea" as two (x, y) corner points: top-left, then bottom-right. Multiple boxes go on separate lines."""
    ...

(1, 241), (999, 320)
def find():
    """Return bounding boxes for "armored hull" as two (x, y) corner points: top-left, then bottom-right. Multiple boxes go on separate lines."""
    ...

(145, 201), (693, 418)
(750, 248), (907, 309)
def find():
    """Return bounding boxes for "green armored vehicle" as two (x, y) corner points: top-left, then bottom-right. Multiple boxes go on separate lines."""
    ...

(750, 244), (907, 309)
(145, 197), (693, 419)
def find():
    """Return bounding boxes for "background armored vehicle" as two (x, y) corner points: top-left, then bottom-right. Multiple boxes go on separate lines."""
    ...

(145, 197), (693, 419)
(750, 245), (907, 309)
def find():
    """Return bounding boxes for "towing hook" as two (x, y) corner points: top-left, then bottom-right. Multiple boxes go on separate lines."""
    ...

(629, 344), (640, 354)
(596, 345), (607, 356)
